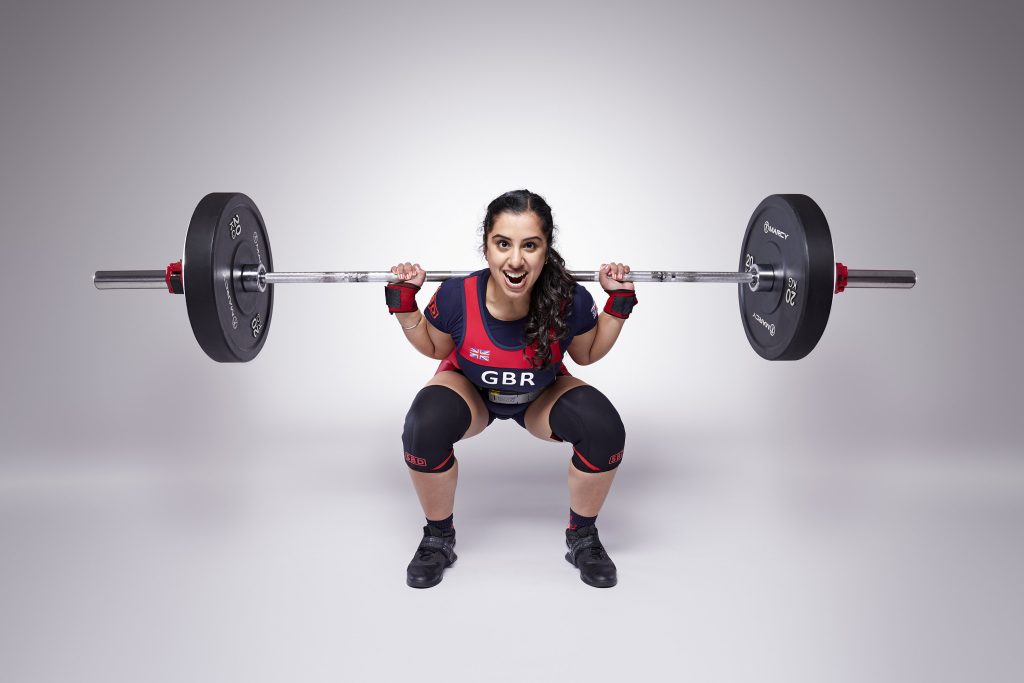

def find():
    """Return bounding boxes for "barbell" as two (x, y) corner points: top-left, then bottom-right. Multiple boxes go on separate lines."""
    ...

(93, 192), (916, 362)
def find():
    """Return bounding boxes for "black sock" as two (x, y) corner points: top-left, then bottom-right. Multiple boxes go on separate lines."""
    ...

(568, 509), (597, 531)
(427, 513), (454, 533)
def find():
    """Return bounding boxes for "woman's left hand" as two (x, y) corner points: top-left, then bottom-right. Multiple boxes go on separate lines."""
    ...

(599, 263), (634, 291)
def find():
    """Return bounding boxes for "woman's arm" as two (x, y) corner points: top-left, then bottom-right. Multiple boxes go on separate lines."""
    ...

(567, 314), (624, 365)
(428, 323), (456, 359)
(395, 309), (455, 358)
(389, 262), (455, 360)
(566, 262), (635, 365)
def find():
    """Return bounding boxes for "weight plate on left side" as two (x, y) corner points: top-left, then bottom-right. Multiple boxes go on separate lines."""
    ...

(183, 193), (273, 362)
(738, 194), (834, 361)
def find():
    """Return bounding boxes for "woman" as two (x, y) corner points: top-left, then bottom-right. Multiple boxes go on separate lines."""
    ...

(386, 189), (637, 588)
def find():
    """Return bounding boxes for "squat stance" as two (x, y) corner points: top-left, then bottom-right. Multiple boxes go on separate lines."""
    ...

(387, 189), (637, 588)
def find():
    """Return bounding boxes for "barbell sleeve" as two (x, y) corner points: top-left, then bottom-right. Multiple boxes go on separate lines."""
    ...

(844, 269), (917, 288)
(93, 270), (168, 290)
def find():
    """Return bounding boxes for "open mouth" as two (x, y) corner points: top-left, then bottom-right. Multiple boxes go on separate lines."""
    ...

(503, 271), (527, 289)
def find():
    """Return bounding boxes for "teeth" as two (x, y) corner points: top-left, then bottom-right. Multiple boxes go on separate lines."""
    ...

(504, 271), (527, 286)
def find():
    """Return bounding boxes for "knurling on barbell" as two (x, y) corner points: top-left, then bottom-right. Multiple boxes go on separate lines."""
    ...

(92, 192), (916, 363)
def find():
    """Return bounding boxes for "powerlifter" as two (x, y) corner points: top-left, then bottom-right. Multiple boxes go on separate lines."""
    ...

(386, 189), (638, 588)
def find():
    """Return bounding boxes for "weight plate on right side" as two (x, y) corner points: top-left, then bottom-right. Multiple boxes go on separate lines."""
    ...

(738, 194), (834, 360)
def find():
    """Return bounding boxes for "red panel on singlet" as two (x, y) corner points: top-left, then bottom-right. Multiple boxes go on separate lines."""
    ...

(433, 275), (567, 391)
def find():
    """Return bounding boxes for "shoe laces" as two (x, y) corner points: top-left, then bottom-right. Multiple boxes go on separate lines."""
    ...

(417, 526), (452, 562)
(417, 547), (440, 562)
(570, 526), (606, 561)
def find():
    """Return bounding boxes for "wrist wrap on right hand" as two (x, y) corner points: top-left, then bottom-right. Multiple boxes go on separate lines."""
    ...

(603, 289), (638, 319)
(385, 282), (421, 314)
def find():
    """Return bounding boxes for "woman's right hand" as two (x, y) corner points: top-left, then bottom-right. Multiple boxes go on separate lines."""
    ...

(390, 262), (426, 288)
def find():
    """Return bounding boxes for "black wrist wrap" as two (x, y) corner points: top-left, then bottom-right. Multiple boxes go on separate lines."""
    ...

(603, 289), (638, 319)
(385, 282), (421, 314)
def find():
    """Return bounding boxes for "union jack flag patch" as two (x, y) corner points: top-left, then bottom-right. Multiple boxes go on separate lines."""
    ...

(469, 347), (491, 362)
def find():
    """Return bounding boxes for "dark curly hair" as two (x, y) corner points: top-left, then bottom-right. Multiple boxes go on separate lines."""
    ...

(481, 189), (576, 370)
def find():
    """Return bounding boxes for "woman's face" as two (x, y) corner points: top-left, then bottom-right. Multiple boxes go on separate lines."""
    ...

(484, 211), (548, 300)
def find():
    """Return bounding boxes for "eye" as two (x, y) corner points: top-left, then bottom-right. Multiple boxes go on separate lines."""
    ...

(497, 239), (510, 248)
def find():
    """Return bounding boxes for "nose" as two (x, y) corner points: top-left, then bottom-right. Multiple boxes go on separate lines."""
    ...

(508, 248), (525, 269)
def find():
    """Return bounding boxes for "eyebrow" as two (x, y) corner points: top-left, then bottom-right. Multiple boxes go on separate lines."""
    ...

(491, 234), (545, 243)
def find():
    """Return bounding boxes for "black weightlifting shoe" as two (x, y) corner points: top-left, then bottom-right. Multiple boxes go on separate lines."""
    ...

(565, 525), (617, 588)
(406, 525), (457, 588)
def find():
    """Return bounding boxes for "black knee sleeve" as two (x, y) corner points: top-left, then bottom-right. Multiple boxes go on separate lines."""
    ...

(549, 386), (625, 473)
(402, 385), (472, 473)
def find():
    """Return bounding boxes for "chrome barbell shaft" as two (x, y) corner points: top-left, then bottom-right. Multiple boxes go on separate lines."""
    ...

(93, 266), (918, 291)
(259, 270), (757, 285)
(255, 268), (916, 289)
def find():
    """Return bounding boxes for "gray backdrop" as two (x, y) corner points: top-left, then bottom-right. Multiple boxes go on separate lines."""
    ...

(2, 0), (1022, 681)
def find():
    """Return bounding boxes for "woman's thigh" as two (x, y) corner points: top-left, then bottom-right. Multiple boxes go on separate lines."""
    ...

(523, 376), (589, 442)
(424, 371), (491, 440)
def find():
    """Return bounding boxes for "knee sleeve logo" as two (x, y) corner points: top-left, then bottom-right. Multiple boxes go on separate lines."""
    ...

(405, 452), (428, 468)
(608, 451), (623, 465)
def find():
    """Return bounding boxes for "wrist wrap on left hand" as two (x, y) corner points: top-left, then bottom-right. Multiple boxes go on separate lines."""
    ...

(603, 289), (638, 319)
(385, 282), (421, 314)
